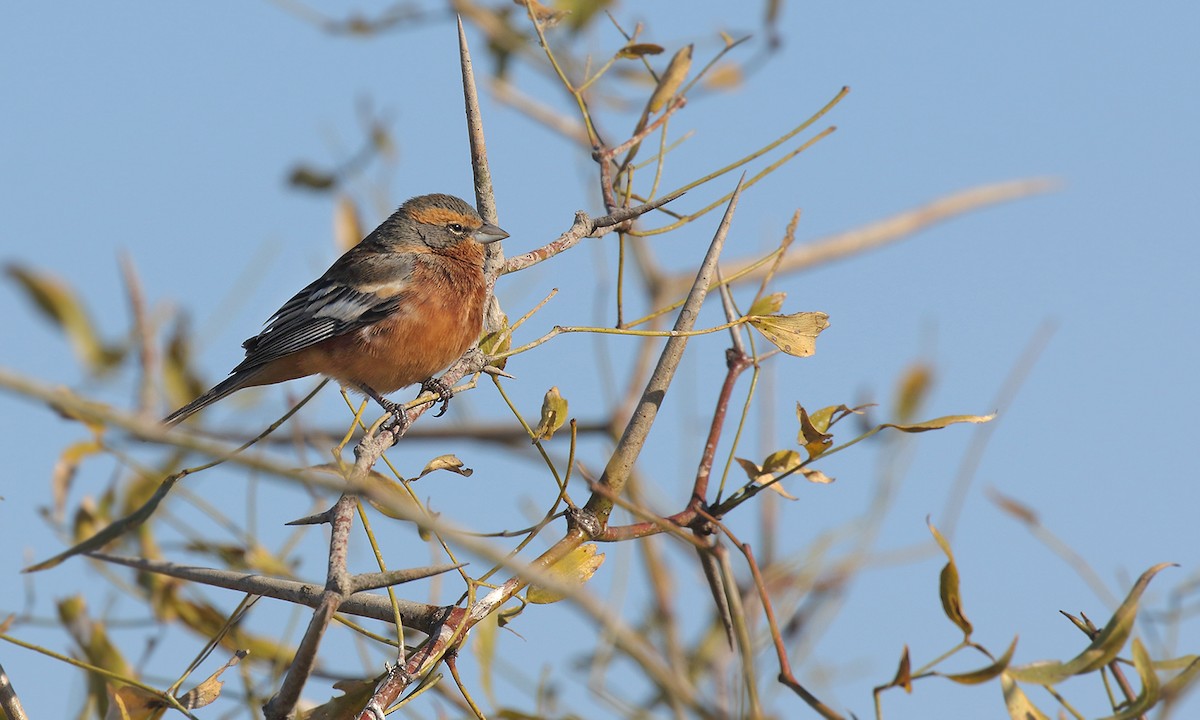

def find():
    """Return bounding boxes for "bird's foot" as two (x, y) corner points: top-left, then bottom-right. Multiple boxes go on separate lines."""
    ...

(419, 377), (454, 417)
(358, 383), (409, 430)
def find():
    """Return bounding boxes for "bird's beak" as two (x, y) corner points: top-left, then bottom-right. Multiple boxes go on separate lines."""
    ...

(475, 222), (509, 244)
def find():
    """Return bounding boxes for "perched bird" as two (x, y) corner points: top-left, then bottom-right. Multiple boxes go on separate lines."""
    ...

(164, 193), (508, 426)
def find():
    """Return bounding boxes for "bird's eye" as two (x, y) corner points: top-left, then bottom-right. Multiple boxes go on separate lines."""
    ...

(447, 223), (466, 234)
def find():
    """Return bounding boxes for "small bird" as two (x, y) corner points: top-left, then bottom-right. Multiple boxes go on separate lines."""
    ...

(164, 193), (508, 426)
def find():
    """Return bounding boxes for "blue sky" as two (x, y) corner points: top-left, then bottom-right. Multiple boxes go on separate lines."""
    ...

(3, 2), (1198, 718)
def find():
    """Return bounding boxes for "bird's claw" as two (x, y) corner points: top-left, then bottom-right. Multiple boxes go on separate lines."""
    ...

(420, 377), (454, 417)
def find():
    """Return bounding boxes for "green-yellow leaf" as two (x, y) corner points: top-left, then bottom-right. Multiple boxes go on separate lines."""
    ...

(531, 386), (568, 442)
(749, 311), (829, 357)
(1096, 638), (1159, 720)
(527, 544), (605, 604)
(882, 413), (995, 433)
(929, 518), (973, 638)
(1007, 562), (1176, 685)
(942, 637), (1017, 685)
(472, 607), (499, 705)
(479, 311), (512, 370)
(647, 44), (692, 113)
(1000, 673), (1051, 720)
(748, 291), (786, 317)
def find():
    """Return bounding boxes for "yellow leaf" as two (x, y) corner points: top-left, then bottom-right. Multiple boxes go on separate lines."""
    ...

(704, 62), (743, 91)
(795, 404), (833, 459)
(928, 519), (973, 638)
(333, 195), (362, 252)
(107, 685), (163, 720)
(532, 386), (568, 442)
(876, 645), (912, 694)
(527, 544), (605, 604)
(733, 454), (800, 499)
(894, 363), (933, 424)
(749, 311), (829, 357)
(6, 264), (125, 373)
(807, 404), (864, 433)
(472, 608), (499, 704)
(747, 291), (785, 317)
(647, 44), (693, 113)
(52, 438), (103, 521)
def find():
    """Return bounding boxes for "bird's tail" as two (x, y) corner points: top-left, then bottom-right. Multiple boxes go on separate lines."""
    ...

(163, 369), (262, 426)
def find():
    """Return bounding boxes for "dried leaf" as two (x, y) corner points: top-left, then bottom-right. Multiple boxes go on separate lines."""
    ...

(531, 386), (568, 442)
(333, 195), (362, 252)
(799, 467), (834, 484)
(929, 519), (973, 638)
(417, 454), (473, 479)
(300, 677), (379, 720)
(749, 311), (829, 357)
(647, 44), (693, 113)
(527, 544), (605, 604)
(747, 291), (785, 317)
(176, 650), (246, 710)
(987, 487), (1039, 525)
(618, 42), (664, 58)
(287, 164), (336, 191)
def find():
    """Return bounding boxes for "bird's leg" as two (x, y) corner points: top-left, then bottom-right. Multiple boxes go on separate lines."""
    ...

(418, 377), (454, 417)
(358, 383), (408, 429)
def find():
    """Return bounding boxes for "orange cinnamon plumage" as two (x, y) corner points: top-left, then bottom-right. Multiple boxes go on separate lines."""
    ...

(164, 193), (506, 425)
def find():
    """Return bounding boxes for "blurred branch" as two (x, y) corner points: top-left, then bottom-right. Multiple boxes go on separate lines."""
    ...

(662, 177), (1059, 296)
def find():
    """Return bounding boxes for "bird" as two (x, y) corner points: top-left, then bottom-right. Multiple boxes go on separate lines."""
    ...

(163, 193), (508, 426)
